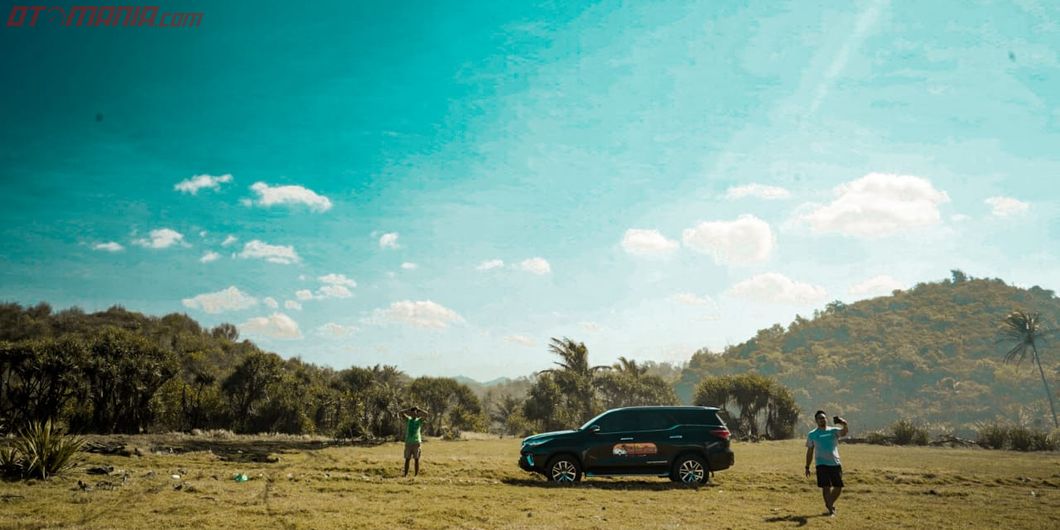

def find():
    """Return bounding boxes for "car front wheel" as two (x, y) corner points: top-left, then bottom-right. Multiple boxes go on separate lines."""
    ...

(671, 454), (708, 485)
(547, 455), (582, 484)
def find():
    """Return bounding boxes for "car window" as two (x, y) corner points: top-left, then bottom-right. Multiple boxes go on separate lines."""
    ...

(670, 409), (722, 426)
(596, 410), (637, 432)
(632, 410), (674, 431)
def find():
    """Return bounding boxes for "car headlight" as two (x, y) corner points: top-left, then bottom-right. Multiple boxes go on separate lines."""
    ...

(522, 438), (549, 448)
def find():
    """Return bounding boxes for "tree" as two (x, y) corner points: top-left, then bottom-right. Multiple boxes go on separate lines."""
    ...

(694, 374), (799, 440)
(999, 310), (1058, 428)
(539, 337), (609, 423)
(221, 351), (285, 432)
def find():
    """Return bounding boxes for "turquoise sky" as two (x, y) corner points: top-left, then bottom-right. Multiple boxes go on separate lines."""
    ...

(1, 0), (1058, 379)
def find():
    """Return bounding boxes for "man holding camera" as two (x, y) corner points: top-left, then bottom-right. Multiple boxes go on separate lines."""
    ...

(805, 410), (849, 517)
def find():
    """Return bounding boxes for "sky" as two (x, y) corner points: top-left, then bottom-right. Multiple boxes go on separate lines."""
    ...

(1, 0), (1058, 380)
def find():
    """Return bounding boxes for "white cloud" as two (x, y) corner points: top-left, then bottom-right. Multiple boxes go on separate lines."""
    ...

(221, 235), (238, 247)
(476, 259), (504, 271)
(93, 242), (124, 252)
(249, 182), (332, 212)
(238, 240), (300, 265)
(295, 289), (314, 301)
(985, 196), (1029, 218)
(517, 257), (551, 275)
(379, 232), (400, 249)
(284, 300), (302, 311)
(725, 183), (791, 200)
(317, 322), (357, 337)
(133, 228), (186, 249)
(318, 284), (353, 299)
(198, 231), (207, 238)
(621, 229), (679, 256)
(370, 300), (464, 329)
(239, 312), (302, 340)
(182, 286), (258, 314)
(504, 335), (535, 347)
(849, 275), (904, 296)
(670, 293), (716, 306)
(264, 297), (279, 309)
(401, 262), (418, 270)
(174, 173), (232, 194)
(727, 273), (827, 305)
(199, 251), (220, 264)
(319, 273), (357, 287)
(682, 215), (774, 265)
(581, 322), (601, 332)
(799, 173), (950, 237)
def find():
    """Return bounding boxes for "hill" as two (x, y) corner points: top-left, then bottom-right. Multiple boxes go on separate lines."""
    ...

(675, 274), (1060, 434)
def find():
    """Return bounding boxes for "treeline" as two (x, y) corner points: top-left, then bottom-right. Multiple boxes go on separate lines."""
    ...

(675, 273), (1060, 434)
(0, 304), (484, 438)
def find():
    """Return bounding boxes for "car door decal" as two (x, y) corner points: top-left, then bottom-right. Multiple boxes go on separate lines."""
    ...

(613, 442), (657, 456)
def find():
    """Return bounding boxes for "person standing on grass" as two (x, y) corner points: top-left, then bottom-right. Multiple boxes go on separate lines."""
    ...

(402, 406), (427, 477)
(805, 410), (849, 517)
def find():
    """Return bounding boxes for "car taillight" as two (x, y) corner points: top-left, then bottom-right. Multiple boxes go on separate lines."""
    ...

(710, 428), (731, 440)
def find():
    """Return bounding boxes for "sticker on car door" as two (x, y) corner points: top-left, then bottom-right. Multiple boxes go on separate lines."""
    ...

(613, 443), (657, 456)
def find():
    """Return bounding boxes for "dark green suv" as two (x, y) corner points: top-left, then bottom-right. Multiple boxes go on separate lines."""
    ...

(518, 406), (733, 484)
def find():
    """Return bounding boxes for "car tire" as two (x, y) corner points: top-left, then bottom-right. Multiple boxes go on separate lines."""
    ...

(546, 455), (582, 484)
(671, 454), (708, 485)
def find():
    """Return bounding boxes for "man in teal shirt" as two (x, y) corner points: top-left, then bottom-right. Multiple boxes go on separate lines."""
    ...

(402, 406), (428, 477)
(804, 410), (849, 516)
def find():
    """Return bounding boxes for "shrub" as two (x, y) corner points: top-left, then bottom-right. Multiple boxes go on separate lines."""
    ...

(864, 430), (893, 445)
(891, 419), (929, 446)
(1008, 426), (1033, 451)
(976, 422), (1007, 449)
(2, 421), (84, 479)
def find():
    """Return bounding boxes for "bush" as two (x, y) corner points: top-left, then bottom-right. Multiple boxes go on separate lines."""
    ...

(976, 422), (1008, 449)
(891, 419), (929, 446)
(1, 421), (84, 479)
(1008, 426), (1033, 451)
(864, 430), (893, 445)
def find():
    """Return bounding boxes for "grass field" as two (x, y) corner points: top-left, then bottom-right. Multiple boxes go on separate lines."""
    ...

(1, 435), (1058, 529)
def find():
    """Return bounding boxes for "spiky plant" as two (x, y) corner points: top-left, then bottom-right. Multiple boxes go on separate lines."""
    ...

(999, 310), (1058, 429)
(8, 421), (84, 479)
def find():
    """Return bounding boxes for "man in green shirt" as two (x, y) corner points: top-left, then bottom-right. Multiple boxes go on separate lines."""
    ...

(402, 406), (428, 477)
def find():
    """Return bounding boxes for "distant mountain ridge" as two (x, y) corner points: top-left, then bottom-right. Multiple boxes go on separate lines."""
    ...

(675, 275), (1060, 434)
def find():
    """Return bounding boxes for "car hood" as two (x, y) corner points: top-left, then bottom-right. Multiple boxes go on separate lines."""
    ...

(522, 429), (578, 444)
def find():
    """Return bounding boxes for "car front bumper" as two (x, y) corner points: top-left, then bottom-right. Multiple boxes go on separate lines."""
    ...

(518, 451), (540, 472)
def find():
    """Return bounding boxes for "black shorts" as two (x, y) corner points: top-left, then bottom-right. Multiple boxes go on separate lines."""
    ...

(816, 465), (843, 488)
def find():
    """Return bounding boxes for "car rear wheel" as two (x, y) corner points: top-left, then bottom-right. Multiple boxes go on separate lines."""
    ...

(546, 455), (582, 484)
(671, 454), (708, 485)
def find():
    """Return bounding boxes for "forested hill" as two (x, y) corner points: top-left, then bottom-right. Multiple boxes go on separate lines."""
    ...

(676, 274), (1060, 434)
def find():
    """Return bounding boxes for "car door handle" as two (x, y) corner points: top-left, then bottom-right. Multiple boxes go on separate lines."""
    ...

(669, 435), (683, 439)
(620, 437), (634, 441)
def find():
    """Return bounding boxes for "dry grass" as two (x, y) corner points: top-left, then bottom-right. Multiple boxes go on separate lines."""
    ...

(1, 436), (1058, 529)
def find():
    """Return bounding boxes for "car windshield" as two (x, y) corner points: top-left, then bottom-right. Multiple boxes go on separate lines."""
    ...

(579, 411), (610, 430)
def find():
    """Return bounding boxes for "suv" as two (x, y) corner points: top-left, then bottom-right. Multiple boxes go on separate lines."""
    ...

(518, 406), (733, 484)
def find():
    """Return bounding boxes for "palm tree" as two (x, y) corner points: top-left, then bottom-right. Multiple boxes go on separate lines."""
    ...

(999, 310), (1058, 428)
(539, 338), (610, 422)
(613, 356), (648, 379)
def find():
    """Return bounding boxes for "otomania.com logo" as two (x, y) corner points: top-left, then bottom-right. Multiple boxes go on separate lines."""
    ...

(7, 5), (203, 27)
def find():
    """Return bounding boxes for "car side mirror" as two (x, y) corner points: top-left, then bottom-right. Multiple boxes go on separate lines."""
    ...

(589, 425), (601, 434)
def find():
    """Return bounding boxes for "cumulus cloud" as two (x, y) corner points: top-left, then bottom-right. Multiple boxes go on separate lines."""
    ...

(295, 290), (314, 301)
(727, 273), (827, 304)
(319, 273), (356, 287)
(182, 286), (258, 314)
(517, 257), (551, 275)
(174, 173), (232, 194)
(476, 259), (504, 271)
(670, 293), (717, 306)
(133, 228), (187, 249)
(248, 182), (332, 212)
(401, 262), (418, 270)
(318, 284), (353, 299)
(318, 322), (357, 337)
(725, 183), (791, 200)
(621, 229), (679, 256)
(370, 300), (464, 329)
(799, 173), (950, 237)
(93, 242), (124, 252)
(239, 312), (302, 340)
(221, 235), (238, 247)
(504, 335), (535, 347)
(581, 322), (601, 332)
(238, 240), (300, 265)
(379, 232), (400, 249)
(284, 300), (302, 311)
(682, 215), (774, 265)
(849, 275), (904, 296)
(264, 297), (279, 309)
(985, 196), (1029, 218)
(199, 251), (220, 264)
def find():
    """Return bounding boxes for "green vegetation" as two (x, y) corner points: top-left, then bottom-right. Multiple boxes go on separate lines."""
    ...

(998, 309), (1058, 427)
(0, 420), (84, 479)
(0, 436), (1056, 529)
(676, 274), (1060, 434)
(692, 374), (798, 439)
